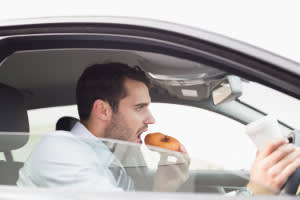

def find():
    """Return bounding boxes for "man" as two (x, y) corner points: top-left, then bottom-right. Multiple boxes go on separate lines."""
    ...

(17, 63), (156, 191)
(18, 63), (300, 195)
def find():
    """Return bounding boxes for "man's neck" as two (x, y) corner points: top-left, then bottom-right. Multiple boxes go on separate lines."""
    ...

(81, 119), (105, 138)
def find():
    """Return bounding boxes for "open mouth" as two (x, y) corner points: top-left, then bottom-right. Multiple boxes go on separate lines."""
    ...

(137, 128), (148, 144)
(137, 133), (143, 144)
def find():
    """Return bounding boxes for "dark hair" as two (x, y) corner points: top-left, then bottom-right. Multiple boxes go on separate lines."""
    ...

(76, 63), (151, 120)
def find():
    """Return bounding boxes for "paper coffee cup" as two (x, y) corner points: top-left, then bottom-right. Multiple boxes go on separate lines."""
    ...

(246, 115), (283, 151)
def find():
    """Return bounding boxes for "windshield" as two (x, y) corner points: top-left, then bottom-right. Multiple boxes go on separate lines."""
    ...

(240, 81), (300, 130)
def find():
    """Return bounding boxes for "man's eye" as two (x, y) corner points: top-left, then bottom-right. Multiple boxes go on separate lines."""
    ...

(136, 106), (143, 111)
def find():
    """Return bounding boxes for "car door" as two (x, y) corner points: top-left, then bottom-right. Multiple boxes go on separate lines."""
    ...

(0, 17), (300, 197)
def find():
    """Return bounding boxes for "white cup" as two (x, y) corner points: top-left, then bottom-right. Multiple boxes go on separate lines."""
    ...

(246, 115), (283, 151)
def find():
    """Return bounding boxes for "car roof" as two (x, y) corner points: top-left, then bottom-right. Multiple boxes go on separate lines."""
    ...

(0, 17), (299, 112)
(0, 16), (299, 76)
(0, 49), (226, 109)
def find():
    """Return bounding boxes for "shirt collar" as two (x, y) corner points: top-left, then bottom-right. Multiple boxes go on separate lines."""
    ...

(70, 121), (117, 152)
(70, 121), (98, 139)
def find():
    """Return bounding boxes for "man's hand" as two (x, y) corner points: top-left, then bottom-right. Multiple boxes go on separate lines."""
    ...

(153, 144), (190, 192)
(247, 138), (300, 195)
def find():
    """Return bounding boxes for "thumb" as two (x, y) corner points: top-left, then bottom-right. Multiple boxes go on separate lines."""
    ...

(179, 144), (187, 153)
(254, 150), (261, 161)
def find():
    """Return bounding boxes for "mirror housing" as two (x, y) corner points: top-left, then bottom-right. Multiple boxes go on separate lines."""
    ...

(212, 75), (242, 105)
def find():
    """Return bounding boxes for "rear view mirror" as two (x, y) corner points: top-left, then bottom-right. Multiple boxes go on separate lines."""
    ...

(212, 75), (242, 105)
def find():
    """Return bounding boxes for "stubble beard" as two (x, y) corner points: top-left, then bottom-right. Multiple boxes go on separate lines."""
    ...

(104, 112), (147, 143)
(104, 112), (133, 142)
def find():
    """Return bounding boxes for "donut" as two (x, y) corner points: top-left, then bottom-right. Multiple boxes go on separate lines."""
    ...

(144, 132), (181, 152)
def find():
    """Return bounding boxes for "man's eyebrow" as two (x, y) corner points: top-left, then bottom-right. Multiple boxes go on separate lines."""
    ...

(134, 102), (149, 107)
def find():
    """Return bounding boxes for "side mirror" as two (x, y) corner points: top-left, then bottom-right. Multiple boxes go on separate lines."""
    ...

(211, 75), (242, 105)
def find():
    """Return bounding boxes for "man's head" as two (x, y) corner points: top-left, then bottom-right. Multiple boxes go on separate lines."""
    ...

(76, 63), (155, 143)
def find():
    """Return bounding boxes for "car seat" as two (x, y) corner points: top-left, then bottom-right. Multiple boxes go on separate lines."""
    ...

(0, 83), (29, 185)
(56, 116), (78, 131)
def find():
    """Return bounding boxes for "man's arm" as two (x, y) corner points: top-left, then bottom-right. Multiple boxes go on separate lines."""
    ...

(247, 138), (300, 195)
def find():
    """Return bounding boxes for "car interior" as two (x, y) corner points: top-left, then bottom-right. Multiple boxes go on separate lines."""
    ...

(0, 83), (29, 185)
(56, 116), (78, 131)
(0, 48), (292, 193)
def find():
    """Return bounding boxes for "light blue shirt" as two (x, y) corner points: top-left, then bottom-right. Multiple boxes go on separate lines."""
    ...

(17, 122), (133, 191)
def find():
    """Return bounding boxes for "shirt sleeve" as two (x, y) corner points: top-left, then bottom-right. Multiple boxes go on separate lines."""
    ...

(225, 188), (252, 197)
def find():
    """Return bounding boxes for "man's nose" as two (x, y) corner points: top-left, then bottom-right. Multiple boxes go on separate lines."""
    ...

(144, 111), (155, 124)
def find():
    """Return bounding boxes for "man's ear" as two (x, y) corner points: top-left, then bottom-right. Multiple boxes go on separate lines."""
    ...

(92, 99), (112, 121)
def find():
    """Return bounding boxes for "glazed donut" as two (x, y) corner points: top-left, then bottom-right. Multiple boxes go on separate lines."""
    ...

(144, 132), (181, 152)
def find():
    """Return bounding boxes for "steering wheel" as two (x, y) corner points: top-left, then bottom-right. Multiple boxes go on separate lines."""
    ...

(282, 130), (300, 195)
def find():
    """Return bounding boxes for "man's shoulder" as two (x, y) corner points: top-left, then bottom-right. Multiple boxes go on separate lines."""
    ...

(34, 130), (110, 159)
(42, 130), (85, 146)
(32, 130), (98, 159)
(19, 130), (113, 187)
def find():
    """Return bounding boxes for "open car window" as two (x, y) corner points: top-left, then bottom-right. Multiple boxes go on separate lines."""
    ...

(1, 131), (272, 194)
(21, 102), (256, 170)
(2, 97), (262, 195)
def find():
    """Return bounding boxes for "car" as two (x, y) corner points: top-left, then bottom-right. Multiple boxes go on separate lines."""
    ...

(0, 16), (299, 199)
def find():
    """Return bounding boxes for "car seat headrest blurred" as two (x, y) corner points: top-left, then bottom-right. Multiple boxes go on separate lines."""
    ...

(0, 83), (29, 151)
(56, 116), (78, 131)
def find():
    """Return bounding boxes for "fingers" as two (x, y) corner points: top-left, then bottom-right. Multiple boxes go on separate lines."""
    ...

(271, 149), (300, 185)
(255, 150), (260, 158)
(179, 144), (187, 153)
(268, 146), (298, 177)
(263, 143), (295, 168)
(251, 143), (300, 191)
(258, 138), (289, 159)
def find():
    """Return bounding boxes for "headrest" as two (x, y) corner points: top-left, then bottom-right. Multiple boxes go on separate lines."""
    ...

(0, 83), (29, 151)
(56, 116), (78, 131)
